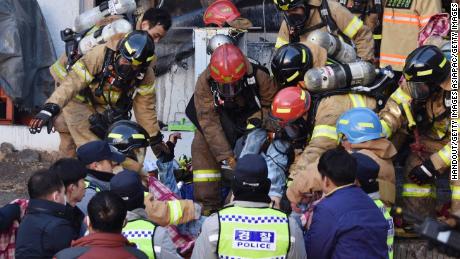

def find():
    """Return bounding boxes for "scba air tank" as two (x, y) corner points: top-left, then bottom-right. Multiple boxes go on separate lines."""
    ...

(78, 19), (133, 54)
(74, 0), (136, 32)
(306, 30), (357, 64)
(305, 61), (376, 93)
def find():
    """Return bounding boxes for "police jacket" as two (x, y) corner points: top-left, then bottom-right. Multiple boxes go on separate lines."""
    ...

(123, 208), (182, 259)
(305, 185), (389, 259)
(15, 199), (76, 259)
(191, 200), (306, 259)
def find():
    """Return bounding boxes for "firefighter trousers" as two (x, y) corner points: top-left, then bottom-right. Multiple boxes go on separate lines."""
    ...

(191, 131), (222, 214)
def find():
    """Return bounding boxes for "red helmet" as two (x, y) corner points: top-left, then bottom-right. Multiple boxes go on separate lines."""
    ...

(210, 44), (247, 98)
(271, 86), (311, 126)
(203, 0), (241, 27)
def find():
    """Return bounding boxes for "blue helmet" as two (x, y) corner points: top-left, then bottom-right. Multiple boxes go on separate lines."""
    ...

(336, 107), (384, 144)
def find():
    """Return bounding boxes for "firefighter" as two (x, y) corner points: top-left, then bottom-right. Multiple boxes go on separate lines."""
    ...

(50, 8), (172, 157)
(379, 45), (458, 229)
(336, 107), (397, 206)
(29, 31), (171, 174)
(272, 0), (375, 62)
(337, 0), (383, 63)
(186, 44), (278, 214)
(202, 0), (253, 29)
(268, 43), (377, 204)
(106, 120), (202, 227)
(379, 0), (441, 72)
(191, 154), (306, 259)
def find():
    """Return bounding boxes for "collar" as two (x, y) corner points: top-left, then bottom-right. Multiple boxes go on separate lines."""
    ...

(27, 199), (67, 218)
(231, 200), (272, 208)
(325, 183), (355, 197)
(368, 191), (381, 200)
(87, 169), (114, 182)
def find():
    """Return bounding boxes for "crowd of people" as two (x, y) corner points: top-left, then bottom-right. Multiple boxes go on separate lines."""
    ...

(0, 0), (456, 258)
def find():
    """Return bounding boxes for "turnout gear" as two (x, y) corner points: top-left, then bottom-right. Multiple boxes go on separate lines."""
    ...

(29, 103), (61, 134)
(403, 45), (451, 100)
(275, 0), (374, 62)
(408, 159), (439, 185)
(206, 34), (236, 55)
(305, 61), (376, 93)
(379, 0), (441, 71)
(271, 43), (313, 87)
(203, 0), (241, 27)
(106, 120), (149, 162)
(336, 107), (384, 144)
(306, 30), (357, 63)
(189, 58), (277, 212)
(74, 0), (137, 32)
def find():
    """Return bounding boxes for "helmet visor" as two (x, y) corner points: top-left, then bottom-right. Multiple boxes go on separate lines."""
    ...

(407, 81), (431, 101)
(217, 81), (243, 98)
(114, 56), (142, 81)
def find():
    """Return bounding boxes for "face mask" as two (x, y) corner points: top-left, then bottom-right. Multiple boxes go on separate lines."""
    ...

(407, 81), (432, 101)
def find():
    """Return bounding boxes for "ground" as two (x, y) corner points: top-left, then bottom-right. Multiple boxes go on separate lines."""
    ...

(0, 142), (59, 206)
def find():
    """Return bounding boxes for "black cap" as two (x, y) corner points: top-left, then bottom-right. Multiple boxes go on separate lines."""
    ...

(352, 152), (380, 194)
(77, 140), (125, 165)
(232, 154), (271, 203)
(110, 170), (145, 211)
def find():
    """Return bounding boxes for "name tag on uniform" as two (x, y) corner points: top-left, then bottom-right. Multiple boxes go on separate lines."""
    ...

(233, 230), (276, 251)
(385, 0), (412, 9)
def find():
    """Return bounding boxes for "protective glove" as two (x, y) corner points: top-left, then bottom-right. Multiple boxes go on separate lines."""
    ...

(150, 133), (175, 163)
(221, 156), (237, 170)
(409, 159), (439, 185)
(29, 103), (61, 134)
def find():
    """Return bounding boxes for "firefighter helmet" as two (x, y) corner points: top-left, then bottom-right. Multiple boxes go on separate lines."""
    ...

(115, 30), (156, 80)
(336, 107), (384, 144)
(203, 0), (241, 27)
(271, 42), (313, 87)
(403, 45), (451, 99)
(106, 120), (150, 159)
(273, 0), (306, 11)
(270, 86), (311, 126)
(210, 44), (247, 98)
(207, 34), (236, 55)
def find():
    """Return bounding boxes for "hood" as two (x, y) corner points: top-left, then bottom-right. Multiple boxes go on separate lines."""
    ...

(71, 232), (132, 248)
(350, 138), (397, 160)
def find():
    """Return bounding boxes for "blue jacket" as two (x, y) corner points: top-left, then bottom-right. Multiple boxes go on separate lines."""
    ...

(15, 199), (76, 259)
(305, 185), (389, 259)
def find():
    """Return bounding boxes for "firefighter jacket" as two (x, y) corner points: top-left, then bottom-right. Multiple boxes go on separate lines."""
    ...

(144, 193), (200, 227)
(46, 35), (160, 138)
(191, 200), (306, 259)
(275, 0), (375, 61)
(336, 0), (382, 32)
(193, 60), (278, 162)
(379, 81), (452, 172)
(288, 93), (377, 187)
(379, 0), (441, 71)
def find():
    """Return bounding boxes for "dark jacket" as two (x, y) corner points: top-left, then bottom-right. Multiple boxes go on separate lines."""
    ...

(305, 185), (389, 259)
(76, 169), (113, 215)
(0, 203), (20, 230)
(15, 199), (76, 259)
(54, 232), (147, 259)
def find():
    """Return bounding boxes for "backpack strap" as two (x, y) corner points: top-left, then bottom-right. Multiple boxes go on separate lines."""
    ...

(54, 247), (90, 259)
(124, 246), (149, 259)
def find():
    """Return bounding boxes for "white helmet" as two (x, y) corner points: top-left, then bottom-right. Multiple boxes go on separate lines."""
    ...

(206, 34), (236, 55)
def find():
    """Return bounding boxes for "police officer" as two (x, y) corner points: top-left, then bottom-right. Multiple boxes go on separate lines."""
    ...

(273, 0), (375, 62)
(191, 154), (306, 259)
(29, 31), (172, 173)
(111, 170), (182, 259)
(187, 44), (278, 214)
(379, 45), (458, 229)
